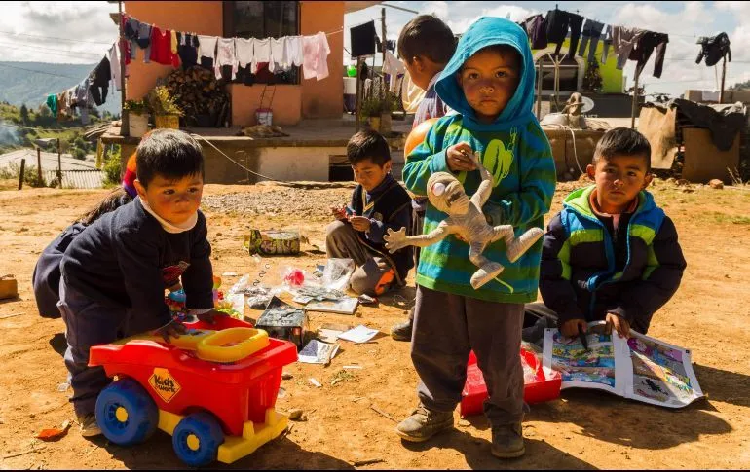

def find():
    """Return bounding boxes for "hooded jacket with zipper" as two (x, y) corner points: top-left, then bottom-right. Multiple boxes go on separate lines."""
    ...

(402, 17), (556, 304)
(540, 185), (686, 334)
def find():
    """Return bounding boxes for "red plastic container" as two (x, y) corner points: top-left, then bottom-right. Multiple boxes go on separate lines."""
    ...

(89, 316), (297, 436)
(460, 347), (562, 418)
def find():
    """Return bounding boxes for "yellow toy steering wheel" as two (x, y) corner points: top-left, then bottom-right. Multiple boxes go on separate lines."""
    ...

(196, 328), (270, 363)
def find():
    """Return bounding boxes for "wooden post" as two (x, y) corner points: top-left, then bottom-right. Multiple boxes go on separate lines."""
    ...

(631, 70), (640, 129)
(719, 55), (727, 104)
(36, 147), (42, 184)
(355, 56), (362, 131)
(18, 159), (25, 190)
(536, 58), (544, 119)
(56, 138), (62, 187)
(381, 8), (386, 68)
(119, 0), (129, 135)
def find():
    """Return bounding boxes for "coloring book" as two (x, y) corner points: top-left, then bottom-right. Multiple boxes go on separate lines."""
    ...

(542, 321), (703, 408)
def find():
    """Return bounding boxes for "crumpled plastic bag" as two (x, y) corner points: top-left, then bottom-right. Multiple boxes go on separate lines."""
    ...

(320, 258), (355, 291)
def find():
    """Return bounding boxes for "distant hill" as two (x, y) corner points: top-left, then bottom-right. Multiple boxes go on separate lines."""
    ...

(0, 61), (121, 115)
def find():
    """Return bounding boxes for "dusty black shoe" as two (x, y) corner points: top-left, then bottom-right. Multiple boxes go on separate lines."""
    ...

(491, 422), (525, 458)
(395, 404), (454, 442)
(78, 414), (102, 438)
(391, 316), (413, 342)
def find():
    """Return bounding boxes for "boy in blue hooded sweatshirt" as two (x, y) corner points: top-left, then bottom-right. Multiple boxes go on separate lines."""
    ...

(395, 18), (556, 458)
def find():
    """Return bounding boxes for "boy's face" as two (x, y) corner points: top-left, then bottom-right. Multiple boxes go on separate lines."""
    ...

(458, 48), (520, 123)
(586, 154), (653, 213)
(404, 55), (442, 91)
(134, 173), (204, 225)
(352, 159), (392, 192)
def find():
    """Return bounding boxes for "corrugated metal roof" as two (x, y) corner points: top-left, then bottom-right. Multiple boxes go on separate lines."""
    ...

(0, 149), (97, 172)
(44, 169), (104, 189)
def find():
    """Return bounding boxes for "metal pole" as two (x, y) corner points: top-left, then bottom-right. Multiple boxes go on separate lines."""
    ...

(631, 71), (640, 129)
(720, 55), (727, 104)
(18, 159), (25, 190)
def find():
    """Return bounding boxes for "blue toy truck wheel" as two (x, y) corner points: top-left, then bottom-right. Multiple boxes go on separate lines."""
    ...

(95, 378), (159, 446)
(172, 412), (225, 467)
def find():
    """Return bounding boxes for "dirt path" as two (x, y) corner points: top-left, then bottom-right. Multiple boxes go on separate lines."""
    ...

(0, 181), (749, 470)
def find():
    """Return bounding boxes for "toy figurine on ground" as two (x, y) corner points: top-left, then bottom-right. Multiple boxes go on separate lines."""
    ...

(384, 151), (543, 290)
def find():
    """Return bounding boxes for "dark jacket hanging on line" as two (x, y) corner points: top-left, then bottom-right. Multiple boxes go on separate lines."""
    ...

(695, 32), (731, 67)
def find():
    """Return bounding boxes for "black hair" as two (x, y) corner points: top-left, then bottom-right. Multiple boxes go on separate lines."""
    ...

(397, 15), (456, 65)
(135, 128), (205, 188)
(593, 127), (652, 171)
(347, 129), (391, 166)
(75, 187), (133, 226)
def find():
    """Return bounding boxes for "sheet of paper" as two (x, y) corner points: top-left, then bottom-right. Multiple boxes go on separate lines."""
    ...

(337, 325), (379, 344)
(297, 339), (339, 364)
(306, 297), (358, 315)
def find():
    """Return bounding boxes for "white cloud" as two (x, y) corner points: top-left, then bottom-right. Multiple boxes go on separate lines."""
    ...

(0, 1), (118, 64)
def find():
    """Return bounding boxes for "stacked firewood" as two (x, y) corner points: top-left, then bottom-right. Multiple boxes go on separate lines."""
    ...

(165, 66), (231, 127)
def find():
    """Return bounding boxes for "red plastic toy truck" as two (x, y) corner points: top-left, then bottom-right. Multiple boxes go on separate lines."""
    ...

(460, 348), (562, 418)
(89, 316), (297, 467)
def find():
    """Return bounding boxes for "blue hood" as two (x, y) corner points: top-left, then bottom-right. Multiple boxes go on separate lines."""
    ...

(435, 17), (536, 129)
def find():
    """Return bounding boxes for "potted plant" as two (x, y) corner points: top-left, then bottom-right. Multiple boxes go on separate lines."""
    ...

(380, 91), (396, 135)
(124, 99), (150, 138)
(360, 94), (384, 131)
(147, 86), (183, 129)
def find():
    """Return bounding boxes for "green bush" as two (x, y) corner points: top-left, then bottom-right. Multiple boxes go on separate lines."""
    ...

(0, 162), (46, 188)
(103, 145), (123, 186)
(71, 147), (87, 160)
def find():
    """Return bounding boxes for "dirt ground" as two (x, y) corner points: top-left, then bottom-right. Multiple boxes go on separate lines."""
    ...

(1, 179), (749, 470)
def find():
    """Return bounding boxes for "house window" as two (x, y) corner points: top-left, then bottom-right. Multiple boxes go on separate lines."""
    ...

(535, 55), (582, 93)
(223, 1), (300, 85)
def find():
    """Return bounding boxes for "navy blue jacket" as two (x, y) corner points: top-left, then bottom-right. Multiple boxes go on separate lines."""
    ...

(60, 198), (213, 330)
(540, 185), (686, 334)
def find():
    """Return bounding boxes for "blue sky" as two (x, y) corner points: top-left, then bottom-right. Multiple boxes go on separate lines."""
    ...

(344, 1), (750, 95)
(0, 1), (748, 97)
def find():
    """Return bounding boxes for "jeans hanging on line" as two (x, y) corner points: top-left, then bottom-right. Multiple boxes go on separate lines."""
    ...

(578, 19), (604, 63)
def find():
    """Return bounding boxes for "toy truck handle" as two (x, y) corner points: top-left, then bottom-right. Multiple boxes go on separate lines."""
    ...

(196, 328), (270, 363)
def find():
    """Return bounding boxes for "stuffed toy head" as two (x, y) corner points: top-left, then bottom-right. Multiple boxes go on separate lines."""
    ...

(427, 171), (471, 215)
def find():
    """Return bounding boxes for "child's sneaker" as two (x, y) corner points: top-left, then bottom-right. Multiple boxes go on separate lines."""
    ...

(395, 404), (454, 442)
(78, 414), (102, 438)
(491, 422), (525, 458)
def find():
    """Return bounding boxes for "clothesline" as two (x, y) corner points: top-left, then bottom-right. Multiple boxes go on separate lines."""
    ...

(0, 123), (90, 131)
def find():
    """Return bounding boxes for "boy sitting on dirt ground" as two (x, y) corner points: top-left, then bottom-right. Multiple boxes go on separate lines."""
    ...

(391, 14), (457, 342)
(327, 129), (413, 297)
(58, 129), (227, 437)
(394, 17), (556, 458)
(523, 127), (687, 344)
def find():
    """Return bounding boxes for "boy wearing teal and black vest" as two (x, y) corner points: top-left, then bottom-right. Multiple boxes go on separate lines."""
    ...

(327, 129), (413, 296)
(525, 127), (686, 341)
(396, 18), (556, 458)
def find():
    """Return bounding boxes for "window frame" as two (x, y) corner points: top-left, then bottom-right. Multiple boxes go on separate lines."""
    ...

(222, 0), (301, 86)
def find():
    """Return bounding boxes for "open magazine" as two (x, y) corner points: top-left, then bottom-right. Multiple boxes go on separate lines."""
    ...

(542, 321), (703, 408)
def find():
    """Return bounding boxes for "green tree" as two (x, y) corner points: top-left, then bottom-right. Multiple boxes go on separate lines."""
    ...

(19, 104), (29, 125)
(103, 145), (122, 186)
(71, 147), (87, 160)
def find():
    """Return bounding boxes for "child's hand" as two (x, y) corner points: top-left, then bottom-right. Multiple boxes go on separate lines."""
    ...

(331, 205), (348, 221)
(605, 312), (630, 339)
(560, 318), (587, 339)
(446, 142), (478, 172)
(349, 216), (371, 232)
(155, 319), (188, 343)
(197, 309), (227, 325)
